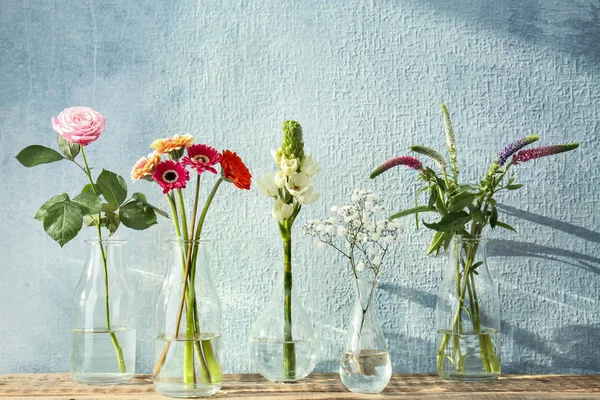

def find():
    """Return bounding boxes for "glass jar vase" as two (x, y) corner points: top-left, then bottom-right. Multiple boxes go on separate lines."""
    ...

(153, 239), (222, 398)
(70, 237), (136, 385)
(248, 267), (318, 382)
(339, 278), (392, 393)
(436, 235), (501, 381)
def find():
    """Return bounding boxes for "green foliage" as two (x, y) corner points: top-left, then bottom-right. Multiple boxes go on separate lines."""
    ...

(57, 135), (80, 160)
(120, 200), (158, 230)
(97, 169), (127, 207)
(16, 145), (64, 167)
(35, 193), (70, 221)
(43, 200), (83, 247)
(72, 192), (102, 215)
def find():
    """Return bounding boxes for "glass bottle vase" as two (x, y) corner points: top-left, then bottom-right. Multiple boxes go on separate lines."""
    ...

(436, 235), (501, 381)
(248, 267), (318, 382)
(70, 237), (136, 385)
(153, 239), (222, 398)
(339, 278), (392, 393)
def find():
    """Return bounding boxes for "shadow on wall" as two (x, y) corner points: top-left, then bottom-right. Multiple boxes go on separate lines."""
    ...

(420, 0), (600, 63)
(378, 204), (600, 373)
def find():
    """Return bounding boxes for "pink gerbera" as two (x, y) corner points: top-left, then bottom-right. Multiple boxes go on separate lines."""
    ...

(181, 144), (221, 174)
(152, 160), (190, 194)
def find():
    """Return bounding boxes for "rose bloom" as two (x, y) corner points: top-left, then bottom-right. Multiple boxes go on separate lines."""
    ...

(51, 106), (106, 146)
(131, 153), (161, 181)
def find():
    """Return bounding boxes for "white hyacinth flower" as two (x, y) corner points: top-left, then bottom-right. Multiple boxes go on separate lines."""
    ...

(300, 155), (320, 176)
(298, 185), (320, 205)
(280, 155), (300, 177)
(286, 172), (313, 198)
(256, 174), (279, 198)
(272, 199), (294, 221)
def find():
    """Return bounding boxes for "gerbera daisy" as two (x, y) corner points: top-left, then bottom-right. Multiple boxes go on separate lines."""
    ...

(220, 150), (252, 190)
(150, 134), (194, 160)
(131, 153), (161, 181)
(152, 160), (190, 194)
(181, 144), (220, 174)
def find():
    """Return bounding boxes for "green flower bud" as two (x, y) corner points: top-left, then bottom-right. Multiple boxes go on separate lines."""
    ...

(281, 120), (305, 161)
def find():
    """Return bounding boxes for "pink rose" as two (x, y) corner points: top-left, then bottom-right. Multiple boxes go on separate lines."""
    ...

(51, 106), (106, 146)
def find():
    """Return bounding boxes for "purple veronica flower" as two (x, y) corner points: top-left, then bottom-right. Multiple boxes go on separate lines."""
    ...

(513, 143), (579, 164)
(496, 135), (540, 166)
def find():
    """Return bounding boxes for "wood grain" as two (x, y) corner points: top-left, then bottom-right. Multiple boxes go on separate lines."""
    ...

(1, 373), (600, 399)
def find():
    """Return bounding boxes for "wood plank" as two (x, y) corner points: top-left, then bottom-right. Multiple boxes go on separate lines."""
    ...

(1, 373), (600, 399)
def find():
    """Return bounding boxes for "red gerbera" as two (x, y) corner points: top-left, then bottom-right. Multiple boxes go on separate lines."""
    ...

(181, 144), (221, 174)
(220, 150), (252, 190)
(152, 160), (190, 194)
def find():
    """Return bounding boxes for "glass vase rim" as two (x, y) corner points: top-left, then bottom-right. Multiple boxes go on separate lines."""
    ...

(353, 277), (379, 285)
(84, 236), (126, 244)
(166, 237), (211, 245)
(454, 234), (487, 243)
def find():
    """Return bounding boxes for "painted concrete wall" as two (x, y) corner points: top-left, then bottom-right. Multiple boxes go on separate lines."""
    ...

(1, 0), (599, 374)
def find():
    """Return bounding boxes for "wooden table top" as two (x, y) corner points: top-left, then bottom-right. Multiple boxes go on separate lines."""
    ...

(1, 373), (600, 399)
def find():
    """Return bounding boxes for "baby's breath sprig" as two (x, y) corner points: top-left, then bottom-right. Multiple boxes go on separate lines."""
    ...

(303, 189), (403, 280)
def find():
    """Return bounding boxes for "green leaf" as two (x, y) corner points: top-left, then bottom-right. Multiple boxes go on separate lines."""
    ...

(442, 232), (454, 251)
(34, 193), (69, 221)
(105, 212), (120, 236)
(490, 206), (498, 228)
(423, 211), (471, 233)
(81, 183), (102, 196)
(471, 261), (484, 270)
(468, 205), (486, 224)
(84, 214), (102, 227)
(97, 169), (127, 207)
(119, 200), (158, 230)
(390, 206), (437, 220)
(448, 191), (479, 212)
(506, 184), (524, 190)
(496, 221), (517, 232)
(57, 135), (80, 160)
(16, 145), (64, 167)
(72, 192), (102, 215)
(427, 231), (445, 255)
(428, 185), (438, 209)
(43, 201), (83, 247)
(101, 203), (118, 213)
(132, 192), (169, 218)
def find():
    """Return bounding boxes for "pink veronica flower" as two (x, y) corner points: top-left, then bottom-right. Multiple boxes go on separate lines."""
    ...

(370, 156), (423, 179)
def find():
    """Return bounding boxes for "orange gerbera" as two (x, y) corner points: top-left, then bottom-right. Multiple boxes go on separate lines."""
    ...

(131, 153), (161, 181)
(220, 150), (252, 190)
(150, 134), (194, 158)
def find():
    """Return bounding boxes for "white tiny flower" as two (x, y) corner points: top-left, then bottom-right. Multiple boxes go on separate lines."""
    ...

(352, 219), (361, 227)
(256, 173), (279, 197)
(376, 220), (387, 229)
(331, 206), (338, 213)
(385, 235), (394, 244)
(280, 155), (300, 177)
(298, 185), (320, 205)
(286, 172), (313, 198)
(371, 232), (381, 240)
(272, 199), (294, 221)
(356, 261), (365, 272)
(300, 155), (320, 176)
(337, 226), (348, 237)
(357, 232), (365, 242)
(274, 171), (287, 188)
(325, 224), (334, 234)
(326, 217), (337, 224)
(372, 256), (381, 266)
(364, 200), (374, 211)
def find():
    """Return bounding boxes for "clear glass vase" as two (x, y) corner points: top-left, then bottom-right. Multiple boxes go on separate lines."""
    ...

(153, 239), (222, 398)
(248, 267), (318, 382)
(70, 237), (136, 385)
(339, 279), (392, 393)
(436, 235), (501, 381)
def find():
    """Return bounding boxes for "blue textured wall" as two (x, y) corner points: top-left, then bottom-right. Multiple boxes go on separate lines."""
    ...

(1, 0), (599, 375)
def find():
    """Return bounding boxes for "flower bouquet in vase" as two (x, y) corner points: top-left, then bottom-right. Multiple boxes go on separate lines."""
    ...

(371, 104), (579, 381)
(131, 135), (252, 397)
(17, 107), (161, 384)
(303, 189), (402, 393)
(249, 121), (320, 382)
